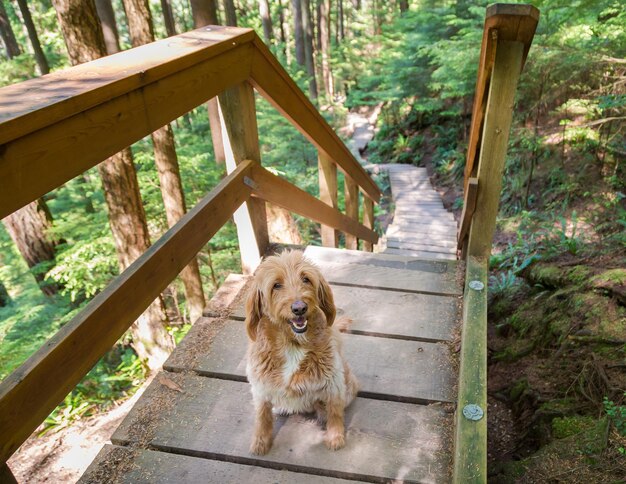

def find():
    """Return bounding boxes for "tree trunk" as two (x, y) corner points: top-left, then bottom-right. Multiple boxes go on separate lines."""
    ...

(15, 0), (49, 74)
(190, 0), (219, 25)
(223, 0), (237, 26)
(318, 0), (333, 101)
(122, 0), (206, 323)
(94, 0), (121, 54)
(338, 0), (344, 40)
(2, 199), (59, 296)
(160, 0), (176, 36)
(291, 0), (305, 66)
(399, 0), (409, 14)
(266, 205), (303, 245)
(0, 280), (9, 307)
(0, 0), (21, 58)
(189, 0), (226, 166)
(258, 0), (273, 44)
(277, 0), (287, 59)
(51, 0), (174, 369)
(301, 0), (317, 99)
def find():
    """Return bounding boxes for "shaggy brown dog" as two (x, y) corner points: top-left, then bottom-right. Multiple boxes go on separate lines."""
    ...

(245, 250), (359, 455)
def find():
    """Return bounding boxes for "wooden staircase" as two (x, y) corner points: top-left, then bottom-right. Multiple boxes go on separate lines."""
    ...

(82, 246), (462, 483)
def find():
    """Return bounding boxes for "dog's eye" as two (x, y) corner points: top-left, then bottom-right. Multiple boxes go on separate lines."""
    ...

(302, 276), (311, 284)
(273, 282), (282, 290)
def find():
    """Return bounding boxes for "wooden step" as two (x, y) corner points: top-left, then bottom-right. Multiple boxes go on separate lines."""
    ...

(385, 239), (457, 254)
(81, 445), (354, 483)
(111, 375), (453, 483)
(383, 248), (456, 260)
(386, 235), (457, 247)
(165, 319), (456, 403)
(387, 223), (457, 236)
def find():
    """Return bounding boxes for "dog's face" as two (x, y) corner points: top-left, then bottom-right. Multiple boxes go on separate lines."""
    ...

(245, 250), (335, 342)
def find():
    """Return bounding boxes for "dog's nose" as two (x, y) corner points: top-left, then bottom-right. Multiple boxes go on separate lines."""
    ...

(291, 300), (308, 316)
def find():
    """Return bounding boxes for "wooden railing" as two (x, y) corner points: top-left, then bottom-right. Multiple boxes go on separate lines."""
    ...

(454, 4), (539, 483)
(0, 26), (380, 466)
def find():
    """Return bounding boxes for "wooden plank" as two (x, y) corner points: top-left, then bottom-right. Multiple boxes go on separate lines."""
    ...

(387, 236), (457, 248)
(219, 82), (269, 274)
(228, 284), (460, 342)
(387, 223), (458, 236)
(318, 152), (338, 248)
(303, 248), (461, 296)
(203, 273), (249, 317)
(1, 43), (253, 220)
(344, 177), (359, 250)
(249, 37), (381, 203)
(112, 375), (453, 482)
(385, 239), (457, 254)
(362, 197), (374, 252)
(166, 320), (455, 403)
(453, 256), (488, 484)
(249, 165), (378, 244)
(0, 162), (254, 464)
(81, 445), (357, 483)
(383, 248), (456, 261)
(457, 177), (478, 253)
(467, 41), (524, 258)
(0, 26), (256, 145)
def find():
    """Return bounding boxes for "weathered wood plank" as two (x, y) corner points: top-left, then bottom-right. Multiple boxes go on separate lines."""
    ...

(81, 445), (356, 483)
(0, 162), (253, 464)
(344, 177), (359, 250)
(383, 248), (456, 261)
(453, 256), (488, 483)
(387, 236), (458, 248)
(318, 152), (338, 248)
(362, 197), (374, 252)
(112, 375), (453, 483)
(387, 223), (457, 236)
(385, 239), (457, 255)
(228, 285), (459, 342)
(203, 273), (249, 317)
(166, 320), (455, 403)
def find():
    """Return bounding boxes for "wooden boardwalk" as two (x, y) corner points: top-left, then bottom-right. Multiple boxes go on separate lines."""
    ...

(381, 165), (457, 261)
(82, 246), (462, 483)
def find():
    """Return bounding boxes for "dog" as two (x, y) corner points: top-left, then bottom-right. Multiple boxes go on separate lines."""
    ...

(244, 250), (359, 455)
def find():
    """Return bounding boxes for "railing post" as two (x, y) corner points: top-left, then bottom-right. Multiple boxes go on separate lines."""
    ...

(318, 151), (338, 247)
(218, 82), (269, 274)
(344, 177), (359, 250)
(466, 40), (524, 258)
(362, 197), (374, 252)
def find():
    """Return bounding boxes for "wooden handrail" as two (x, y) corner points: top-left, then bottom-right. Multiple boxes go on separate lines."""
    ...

(0, 161), (254, 463)
(0, 25), (380, 466)
(0, 27), (379, 220)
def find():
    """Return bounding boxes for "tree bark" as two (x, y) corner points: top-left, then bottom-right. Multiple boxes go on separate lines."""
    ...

(318, 0), (333, 101)
(291, 0), (305, 66)
(398, 0), (409, 14)
(301, 0), (317, 99)
(15, 0), (49, 74)
(0, 0), (21, 58)
(160, 0), (176, 36)
(258, 0), (273, 44)
(189, 0), (226, 165)
(122, 0), (206, 323)
(223, 0), (237, 26)
(338, 0), (344, 40)
(2, 199), (59, 296)
(0, 280), (9, 307)
(94, 0), (121, 54)
(51, 0), (174, 369)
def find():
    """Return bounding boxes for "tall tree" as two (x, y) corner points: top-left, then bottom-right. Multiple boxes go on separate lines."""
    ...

(0, 0), (21, 58)
(291, 0), (305, 66)
(0, 279), (9, 307)
(258, 0), (273, 45)
(15, 0), (49, 74)
(94, 0), (120, 53)
(189, 0), (226, 165)
(301, 0), (317, 99)
(160, 0), (176, 36)
(223, 0), (237, 26)
(121, 0), (206, 323)
(51, 0), (174, 370)
(318, 0), (333, 101)
(399, 0), (409, 14)
(338, 0), (344, 40)
(2, 199), (59, 297)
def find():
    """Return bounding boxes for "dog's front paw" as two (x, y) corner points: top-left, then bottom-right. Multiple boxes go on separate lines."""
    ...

(325, 431), (345, 450)
(250, 435), (273, 455)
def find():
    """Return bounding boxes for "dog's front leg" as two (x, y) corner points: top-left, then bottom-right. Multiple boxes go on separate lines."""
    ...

(325, 396), (346, 450)
(250, 399), (274, 455)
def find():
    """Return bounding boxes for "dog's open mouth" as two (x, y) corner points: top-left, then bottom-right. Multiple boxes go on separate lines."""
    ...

(289, 316), (308, 333)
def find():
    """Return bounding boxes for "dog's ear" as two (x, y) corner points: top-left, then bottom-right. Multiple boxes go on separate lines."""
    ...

(317, 276), (336, 327)
(245, 282), (263, 341)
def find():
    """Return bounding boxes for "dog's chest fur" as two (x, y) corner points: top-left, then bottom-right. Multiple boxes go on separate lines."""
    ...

(281, 344), (307, 385)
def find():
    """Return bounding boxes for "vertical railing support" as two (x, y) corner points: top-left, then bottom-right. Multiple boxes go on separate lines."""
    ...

(218, 82), (269, 274)
(344, 176), (359, 250)
(318, 151), (338, 247)
(362, 197), (374, 252)
(466, 40), (524, 258)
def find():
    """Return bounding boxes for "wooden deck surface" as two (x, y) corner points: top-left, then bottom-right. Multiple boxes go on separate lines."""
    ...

(380, 165), (458, 260)
(80, 246), (461, 483)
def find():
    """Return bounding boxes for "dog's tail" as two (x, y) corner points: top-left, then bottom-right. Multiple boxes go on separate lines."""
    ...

(334, 315), (353, 333)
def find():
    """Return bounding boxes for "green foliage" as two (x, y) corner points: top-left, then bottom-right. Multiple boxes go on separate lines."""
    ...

(604, 393), (626, 437)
